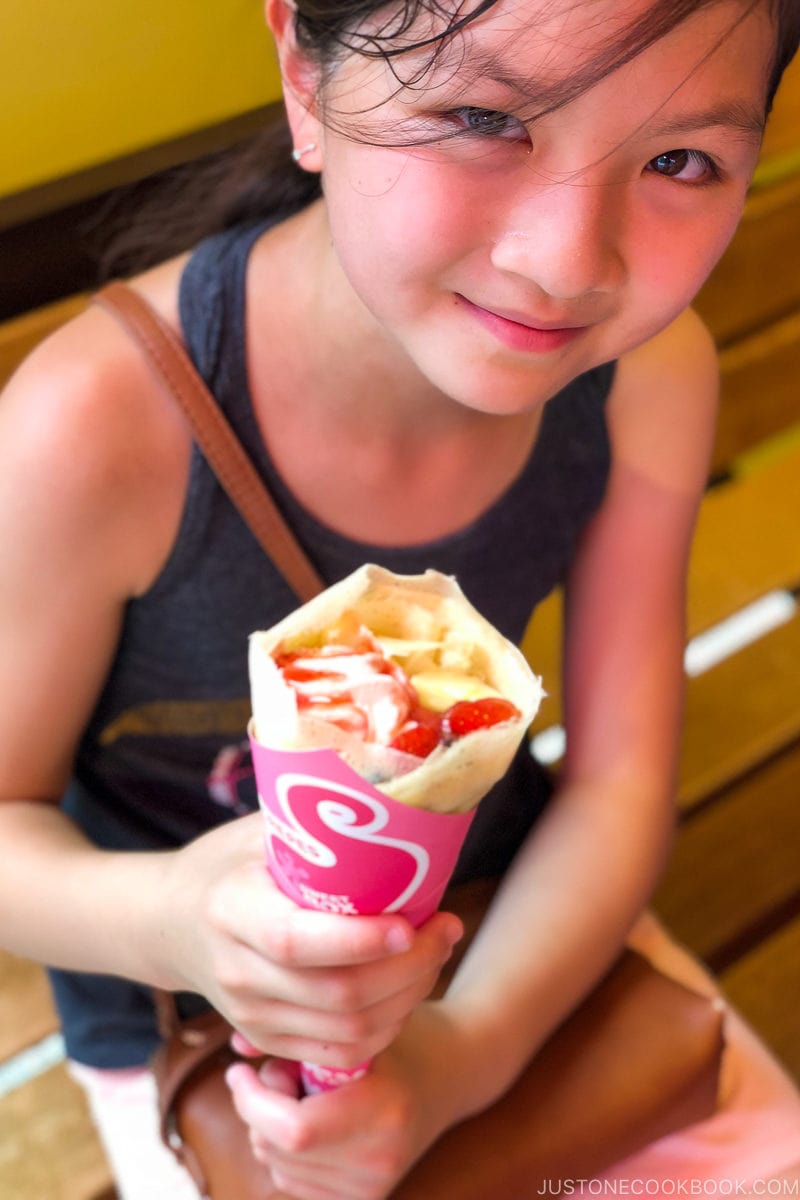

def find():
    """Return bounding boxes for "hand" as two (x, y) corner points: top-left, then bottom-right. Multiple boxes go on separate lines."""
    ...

(226, 1005), (465, 1200)
(160, 813), (463, 1067)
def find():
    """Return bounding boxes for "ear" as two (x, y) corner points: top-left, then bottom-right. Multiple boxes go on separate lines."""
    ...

(266, 0), (324, 172)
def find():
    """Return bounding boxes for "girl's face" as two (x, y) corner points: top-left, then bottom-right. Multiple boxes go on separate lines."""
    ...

(306, 0), (774, 412)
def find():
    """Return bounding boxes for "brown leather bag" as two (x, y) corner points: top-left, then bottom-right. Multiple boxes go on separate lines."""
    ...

(149, 882), (723, 1199)
(96, 282), (725, 1199)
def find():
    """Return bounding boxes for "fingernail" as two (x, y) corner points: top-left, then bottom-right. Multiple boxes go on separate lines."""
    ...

(386, 925), (413, 954)
(446, 917), (464, 945)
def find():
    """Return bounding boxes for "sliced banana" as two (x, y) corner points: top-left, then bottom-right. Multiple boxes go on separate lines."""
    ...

(375, 636), (441, 659)
(409, 670), (502, 713)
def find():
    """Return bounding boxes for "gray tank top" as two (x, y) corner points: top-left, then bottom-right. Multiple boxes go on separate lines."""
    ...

(52, 219), (614, 1066)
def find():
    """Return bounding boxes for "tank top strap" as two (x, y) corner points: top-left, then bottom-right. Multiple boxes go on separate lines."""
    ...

(178, 219), (272, 410)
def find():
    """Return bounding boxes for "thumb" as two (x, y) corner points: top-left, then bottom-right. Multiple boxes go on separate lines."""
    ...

(259, 1057), (303, 1099)
(226, 1062), (306, 1147)
(230, 1029), (262, 1056)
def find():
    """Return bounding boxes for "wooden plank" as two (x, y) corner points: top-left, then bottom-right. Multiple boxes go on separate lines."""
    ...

(721, 915), (800, 1082)
(523, 590), (563, 733)
(695, 172), (800, 346)
(653, 749), (800, 962)
(0, 951), (59, 1061)
(0, 294), (86, 391)
(714, 312), (800, 475)
(0, 1063), (113, 1200)
(688, 446), (800, 633)
(678, 615), (800, 809)
(760, 53), (800, 164)
(0, 106), (273, 233)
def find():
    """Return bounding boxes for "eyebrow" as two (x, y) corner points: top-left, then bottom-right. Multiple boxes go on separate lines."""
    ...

(427, 47), (766, 140)
(642, 102), (766, 140)
(442, 69), (766, 143)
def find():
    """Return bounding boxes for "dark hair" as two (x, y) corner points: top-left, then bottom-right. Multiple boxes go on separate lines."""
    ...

(769, 0), (800, 106)
(292, 0), (798, 122)
(100, 0), (799, 277)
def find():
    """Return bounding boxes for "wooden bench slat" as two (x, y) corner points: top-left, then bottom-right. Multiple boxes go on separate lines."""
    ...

(522, 590), (562, 731)
(759, 54), (800, 163)
(0, 1063), (113, 1200)
(695, 171), (800, 346)
(653, 748), (800, 962)
(0, 951), (59, 1061)
(0, 294), (87, 392)
(715, 313), (800, 476)
(688, 445), (800, 633)
(721, 915), (800, 1082)
(678, 615), (800, 809)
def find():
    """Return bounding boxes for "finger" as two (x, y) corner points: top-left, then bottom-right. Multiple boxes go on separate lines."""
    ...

(269, 1165), (361, 1200)
(235, 1025), (397, 1072)
(231, 1029), (262, 1056)
(228, 1064), (376, 1161)
(258, 1140), (379, 1191)
(230, 1071), (402, 1198)
(222, 920), (461, 1059)
(268, 1169), (350, 1200)
(227, 1063), (309, 1152)
(252, 1129), (380, 1199)
(256, 898), (419, 970)
(207, 860), (419, 971)
(217, 869), (417, 968)
(232, 909), (462, 1012)
(230, 1067), (378, 1155)
(259, 1057), (303, 1098)
(233, 970), (430, 1059)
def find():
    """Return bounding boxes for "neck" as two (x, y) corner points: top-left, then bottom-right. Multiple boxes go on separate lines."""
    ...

(255, 200), (528, 447)
(244, 201), (544, 546)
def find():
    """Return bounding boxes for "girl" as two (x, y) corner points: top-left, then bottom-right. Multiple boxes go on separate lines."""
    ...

(1, 1), (799, 1197)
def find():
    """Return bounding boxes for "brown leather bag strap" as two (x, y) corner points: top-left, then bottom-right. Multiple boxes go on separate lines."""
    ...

(93, 280), (325, 605)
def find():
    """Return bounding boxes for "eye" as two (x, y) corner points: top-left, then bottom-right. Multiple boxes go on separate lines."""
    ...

(447, 106), (529, 142)
(647, 148), (719, 183)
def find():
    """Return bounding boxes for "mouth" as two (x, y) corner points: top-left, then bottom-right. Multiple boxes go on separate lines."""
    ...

(457, 295), (589, 353)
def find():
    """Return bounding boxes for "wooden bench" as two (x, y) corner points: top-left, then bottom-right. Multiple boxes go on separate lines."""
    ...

(1, 52), (799, 1200)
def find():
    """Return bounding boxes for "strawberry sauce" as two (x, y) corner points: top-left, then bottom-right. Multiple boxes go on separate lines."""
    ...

(275, 631), (519, 760)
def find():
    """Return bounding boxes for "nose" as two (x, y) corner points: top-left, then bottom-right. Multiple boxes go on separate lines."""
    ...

(490, 177), (625, 301)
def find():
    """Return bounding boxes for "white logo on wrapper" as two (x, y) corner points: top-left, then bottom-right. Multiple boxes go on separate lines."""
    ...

(301, 1061), (370, 1094)
(260, 772), (430, 913)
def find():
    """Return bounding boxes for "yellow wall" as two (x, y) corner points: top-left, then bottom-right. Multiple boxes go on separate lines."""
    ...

(2, 5), (797, 203)
(0, 1), (282, 199)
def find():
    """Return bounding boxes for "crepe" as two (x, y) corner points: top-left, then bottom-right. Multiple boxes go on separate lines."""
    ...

(249, 565), (543, 814)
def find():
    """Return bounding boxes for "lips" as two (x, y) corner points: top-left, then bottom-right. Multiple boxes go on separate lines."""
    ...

(457, 295), (588, 353)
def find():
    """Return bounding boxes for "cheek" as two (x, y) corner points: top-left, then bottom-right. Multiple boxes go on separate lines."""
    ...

(634, 205), (744, 316)
(326, 160), (475, 298)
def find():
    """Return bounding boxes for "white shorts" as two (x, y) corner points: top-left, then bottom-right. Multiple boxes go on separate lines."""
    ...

(68, 1061), (202, 1200)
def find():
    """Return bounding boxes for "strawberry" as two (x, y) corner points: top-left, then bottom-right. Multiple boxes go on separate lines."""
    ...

(390, 720), (442, 758)
(443, 698), (520, 738)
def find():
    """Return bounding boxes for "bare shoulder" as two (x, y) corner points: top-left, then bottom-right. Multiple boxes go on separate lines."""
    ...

(0, 255), (192, 597)
(607, 308), (719, 495)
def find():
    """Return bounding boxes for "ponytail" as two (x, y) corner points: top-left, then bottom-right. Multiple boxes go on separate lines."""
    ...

(97, 106), (321, 279)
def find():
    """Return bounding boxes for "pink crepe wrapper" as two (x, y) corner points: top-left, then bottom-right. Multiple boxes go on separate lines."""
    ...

(249, 731), (475, 1094)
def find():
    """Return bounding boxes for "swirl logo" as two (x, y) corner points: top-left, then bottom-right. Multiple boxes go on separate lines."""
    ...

(263, 772), (430, 914)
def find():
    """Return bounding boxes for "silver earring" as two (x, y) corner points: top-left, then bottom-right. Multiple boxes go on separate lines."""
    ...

(291, 142), (317, 164)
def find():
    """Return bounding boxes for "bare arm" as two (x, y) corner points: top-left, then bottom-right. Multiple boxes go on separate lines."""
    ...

(0, 298), (458, 1064)
(419, 308), (721, 1113)
(0, 297), (192, 968)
